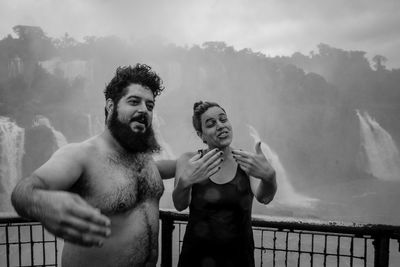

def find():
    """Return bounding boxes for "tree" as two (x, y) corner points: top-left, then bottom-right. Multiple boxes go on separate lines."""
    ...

(12, 25), (55, 62)
(372, 55), (387, 71)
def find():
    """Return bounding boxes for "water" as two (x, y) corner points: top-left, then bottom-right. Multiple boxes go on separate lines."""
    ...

(357, 110), (400, 181)
(39, 58), (92, 82)
(248, 125), (318, 208)
(153, 113), (176, 204)
(0, 117), (25, 197)
(153, 112), (176, 162)
(87, 113), (104, 137)
(0, 116), (67, 211)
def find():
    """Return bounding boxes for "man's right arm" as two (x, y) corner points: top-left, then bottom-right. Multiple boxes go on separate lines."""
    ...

(11, 144), (111, 247)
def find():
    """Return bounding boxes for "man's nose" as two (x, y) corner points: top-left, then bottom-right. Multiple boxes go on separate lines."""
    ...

(137, 102), (148, 112)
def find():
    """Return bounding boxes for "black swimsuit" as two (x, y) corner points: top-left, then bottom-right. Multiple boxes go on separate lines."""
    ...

(178, 165), (255, 267)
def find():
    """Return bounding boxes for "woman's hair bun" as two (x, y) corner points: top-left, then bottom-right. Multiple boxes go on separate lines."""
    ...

(193, 101), (204, 111)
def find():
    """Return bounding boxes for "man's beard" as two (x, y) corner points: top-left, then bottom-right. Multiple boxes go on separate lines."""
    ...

(108, 109), (160, 154)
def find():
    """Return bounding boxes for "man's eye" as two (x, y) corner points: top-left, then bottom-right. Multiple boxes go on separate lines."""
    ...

(220, 117), (227, 122)
(128, 100), (139, 105)
(147, 104), (154, 111)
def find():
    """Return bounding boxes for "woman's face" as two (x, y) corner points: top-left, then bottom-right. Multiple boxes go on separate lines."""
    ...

(199, 106), (233, 149)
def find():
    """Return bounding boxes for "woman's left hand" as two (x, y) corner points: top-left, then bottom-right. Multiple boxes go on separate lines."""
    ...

(232, 142), (275, 180)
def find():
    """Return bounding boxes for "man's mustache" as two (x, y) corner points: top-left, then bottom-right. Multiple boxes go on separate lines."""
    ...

(130, 113), (149, 126)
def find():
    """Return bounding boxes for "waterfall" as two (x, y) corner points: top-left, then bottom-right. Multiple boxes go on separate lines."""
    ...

(39, 58), (91, 82)
(152, 113), (176, 195)
(248, 125), (317, 208)
(0, 117), (25, 194)
(356, 110), (400, 181)
(152, 113), (175, 161)
(87, 114), (104, 137)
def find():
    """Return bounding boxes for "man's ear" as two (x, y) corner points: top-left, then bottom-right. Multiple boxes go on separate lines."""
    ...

(106, 99), (114, 112)
(106, 99), (114, 118)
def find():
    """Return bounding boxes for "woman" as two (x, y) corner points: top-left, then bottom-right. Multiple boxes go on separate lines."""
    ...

(173, 101), (277, 267)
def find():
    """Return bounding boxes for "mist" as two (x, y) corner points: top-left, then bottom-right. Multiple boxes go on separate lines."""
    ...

(1, 24), (400, 226)
(1, 0), (400, 227)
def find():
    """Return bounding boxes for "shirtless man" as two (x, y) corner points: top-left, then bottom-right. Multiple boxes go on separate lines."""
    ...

(11, 64), (217, 267)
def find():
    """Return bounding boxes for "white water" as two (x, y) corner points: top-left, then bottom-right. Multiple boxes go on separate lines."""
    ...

(152, 113), (175, 161)
(357, 110), (400, 181)
(153, 113), (176, 193)
(40, 58), (92, 82)
(87, 114), (104, 137)
(248, 125), (317, 208)
(0, 117), (25, 195)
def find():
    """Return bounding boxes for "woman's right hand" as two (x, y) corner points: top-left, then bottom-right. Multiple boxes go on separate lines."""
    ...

(180, 148), (223, 187)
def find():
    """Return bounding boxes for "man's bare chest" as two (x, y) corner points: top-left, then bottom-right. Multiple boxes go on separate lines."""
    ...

(71, 154), (164, 215)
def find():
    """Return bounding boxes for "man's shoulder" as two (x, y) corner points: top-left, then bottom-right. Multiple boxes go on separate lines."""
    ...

(53, 137), (99, 159)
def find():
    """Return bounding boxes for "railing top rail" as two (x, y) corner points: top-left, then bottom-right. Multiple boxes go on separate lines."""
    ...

(2, 210), (400, 238)
(0, 212), (32, 224)
(159, 210), (400, 237)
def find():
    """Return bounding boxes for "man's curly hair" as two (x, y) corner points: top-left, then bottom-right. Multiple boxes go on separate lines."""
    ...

(104, 64), (165, 118)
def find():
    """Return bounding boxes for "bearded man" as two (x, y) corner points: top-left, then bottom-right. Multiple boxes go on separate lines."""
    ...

(11, 64), (200, 267)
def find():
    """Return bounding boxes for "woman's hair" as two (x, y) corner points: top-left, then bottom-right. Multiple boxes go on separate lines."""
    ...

(192, 101), (225, 133)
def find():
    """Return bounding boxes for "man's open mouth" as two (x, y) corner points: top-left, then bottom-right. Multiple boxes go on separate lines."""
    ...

(131, 115), (148, 127)
(217, 131), (229, 138)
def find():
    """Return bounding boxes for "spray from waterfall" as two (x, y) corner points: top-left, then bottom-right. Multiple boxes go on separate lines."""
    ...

(248, 125), (317, 208)
(356, 110), (400, 181)
(87, 114), (104, 137)
(152, 113), (175, 161)
(153, 113), (176, 193)
(40, 59), (91, 82)
(0, 117), (25, 195)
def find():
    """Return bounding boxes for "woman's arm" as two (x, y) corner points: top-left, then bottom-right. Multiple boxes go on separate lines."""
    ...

(233, 142), (277, 204)
(250, 172), (277, 204)
(172, 149), (223, 211)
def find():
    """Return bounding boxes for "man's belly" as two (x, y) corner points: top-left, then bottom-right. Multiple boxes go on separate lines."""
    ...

(61, 202), (160, 267)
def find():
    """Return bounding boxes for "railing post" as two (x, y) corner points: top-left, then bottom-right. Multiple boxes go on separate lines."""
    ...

(373, 235), (390, 267)
(161, 216), (174, 267)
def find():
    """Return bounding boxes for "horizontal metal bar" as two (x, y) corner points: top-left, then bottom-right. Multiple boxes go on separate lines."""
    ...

(158, 210), (400, 238)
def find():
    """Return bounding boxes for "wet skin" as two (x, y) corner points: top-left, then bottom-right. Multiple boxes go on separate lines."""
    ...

(12, 84), (166, 267)
(62, 142), (163, 267)
(63, 84), (162, 267)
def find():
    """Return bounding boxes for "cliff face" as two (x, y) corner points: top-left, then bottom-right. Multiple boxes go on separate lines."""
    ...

(22, 124), (57, 178)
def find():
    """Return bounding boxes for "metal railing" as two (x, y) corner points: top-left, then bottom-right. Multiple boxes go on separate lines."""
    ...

(0, 213), (59, 267)
(2, 211), (400, 267)
(160, 211), (400, 267)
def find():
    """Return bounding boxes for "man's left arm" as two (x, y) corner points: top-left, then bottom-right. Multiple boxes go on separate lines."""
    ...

(155, 160), (176, 180)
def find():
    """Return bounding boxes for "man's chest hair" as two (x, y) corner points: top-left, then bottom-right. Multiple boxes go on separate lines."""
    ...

(80, 153), (164, 214)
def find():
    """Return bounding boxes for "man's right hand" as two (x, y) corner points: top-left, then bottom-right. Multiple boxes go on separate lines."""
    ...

(180, 148), (223, 187)
(38, 191), (111, 247)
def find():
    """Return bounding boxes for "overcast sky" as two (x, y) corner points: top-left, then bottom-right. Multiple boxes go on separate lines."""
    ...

(1, 0), (399, 68)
